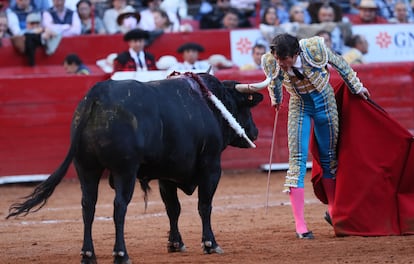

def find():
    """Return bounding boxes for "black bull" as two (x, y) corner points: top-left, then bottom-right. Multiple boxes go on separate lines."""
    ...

(7, 73), (263, 264)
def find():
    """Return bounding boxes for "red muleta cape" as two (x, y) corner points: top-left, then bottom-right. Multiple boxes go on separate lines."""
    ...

(311, 81), (414, 236)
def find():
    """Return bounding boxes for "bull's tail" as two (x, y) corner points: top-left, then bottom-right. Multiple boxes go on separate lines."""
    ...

(139, 179), (151, 212)
(6, 96), (96, 219)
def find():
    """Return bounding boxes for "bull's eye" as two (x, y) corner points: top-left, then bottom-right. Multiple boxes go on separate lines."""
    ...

(247, 94), (253, 101)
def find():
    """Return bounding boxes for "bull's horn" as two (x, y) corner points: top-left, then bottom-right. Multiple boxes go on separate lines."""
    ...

(235, 77), (271, 93)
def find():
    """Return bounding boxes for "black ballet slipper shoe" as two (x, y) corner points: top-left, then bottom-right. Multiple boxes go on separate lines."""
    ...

(296, 231), (314, 239)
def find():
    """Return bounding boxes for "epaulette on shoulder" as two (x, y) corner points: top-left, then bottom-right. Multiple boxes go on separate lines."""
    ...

(261, 52), (280, 78)
(299, 36), (328, 68)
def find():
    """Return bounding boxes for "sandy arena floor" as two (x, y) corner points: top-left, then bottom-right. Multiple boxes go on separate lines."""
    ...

(1, 170), (414, 264)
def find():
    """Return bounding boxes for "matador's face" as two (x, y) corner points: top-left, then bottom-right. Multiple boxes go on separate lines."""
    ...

(273, 53), (299, 72)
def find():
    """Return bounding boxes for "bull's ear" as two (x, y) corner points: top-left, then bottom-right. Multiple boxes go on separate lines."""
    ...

(245, 92), (263, 107)
(224, 80), (263, 106)
(221, 80), (237, 89)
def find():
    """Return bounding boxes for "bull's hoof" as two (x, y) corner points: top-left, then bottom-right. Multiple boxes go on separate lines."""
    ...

(201, 241), (224, 254)
(113, 251), (131, 264)
(167, 241), (186, 253)
(80, 250), (97, 264)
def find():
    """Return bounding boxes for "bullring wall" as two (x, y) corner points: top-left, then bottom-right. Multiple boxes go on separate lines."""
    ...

(1, 32), (413, 179)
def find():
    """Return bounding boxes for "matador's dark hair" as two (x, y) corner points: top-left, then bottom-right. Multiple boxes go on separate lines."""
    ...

(269, 33), (300, 58)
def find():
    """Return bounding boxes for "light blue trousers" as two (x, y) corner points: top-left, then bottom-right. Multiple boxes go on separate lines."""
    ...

(287, 88), (339, 188)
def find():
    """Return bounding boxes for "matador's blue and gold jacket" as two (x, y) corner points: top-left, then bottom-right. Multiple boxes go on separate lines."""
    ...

(261, 36), (364, 106)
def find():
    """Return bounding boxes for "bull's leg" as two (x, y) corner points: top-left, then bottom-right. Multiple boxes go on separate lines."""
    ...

(197, 170), (223, 254)
(76, 165), (103, 264)
(111, 170), (136, 264)
(158, 180), (186, 252)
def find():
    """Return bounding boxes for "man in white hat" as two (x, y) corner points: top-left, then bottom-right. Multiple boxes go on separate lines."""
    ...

(347, 0), (388, 24)
(103, 0), (135, 34)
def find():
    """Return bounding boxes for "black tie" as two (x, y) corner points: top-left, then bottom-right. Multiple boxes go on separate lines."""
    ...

(138, 57), (143, 68)
(291, 67), (305, 80)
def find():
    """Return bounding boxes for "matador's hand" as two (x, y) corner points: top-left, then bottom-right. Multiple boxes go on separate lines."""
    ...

(358, 87), (370, 100)
(273, 103), (281, 111)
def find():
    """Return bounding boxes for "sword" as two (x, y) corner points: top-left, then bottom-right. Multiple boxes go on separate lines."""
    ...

(265, 109), (279, 213)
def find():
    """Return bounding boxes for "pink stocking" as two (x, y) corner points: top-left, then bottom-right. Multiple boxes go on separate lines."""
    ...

(289, 187), (308, 234)
(322, 178), (336, 216)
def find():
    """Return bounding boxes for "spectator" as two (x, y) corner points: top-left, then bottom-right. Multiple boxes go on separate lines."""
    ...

(230, 0), (258, 19)
(240, 43), (266, 71)
(342, 34), (369, 64)
(152, 7), (174, 32)
(113, 28), (157, 72)
(171, 42), (210, 71)
(42, 0), (82, 37)
(199, 0), (229, 29)
(280, 4), (309, 36)
(138, 0), (180, 32)
(376, 0), (413, 21)
(316, 29), (333, 51)
(64, 0), (82, 12)
(196, 0), (214, 20)
(116, 5), (140, 34)
(77, 0), (106, 34)
(103, 0), (133, 34)
(160, 0), (188, 20)
(63, 53), (91, 75)
(9, 0), (50, 12)
(153, 7), (193, 33)
(22, 12), (62, 65)
(288, 3), (307, 24)
(199, 0), (251, 29)
(259, 6), (285, 44)
(307, 1), (344, 23)
(346, 0), (389, 24)
(388, 1), (414, 23)
(0, 0), (21, 36)
(336, 0), (359, 15)
(220, 7), (242, 29)
(0, 11), (12, 38)
(261, 0), (294, 24)
(314, 3), (351, 55)
(91, 0), (107, 20)
(9, 0), (38, 32)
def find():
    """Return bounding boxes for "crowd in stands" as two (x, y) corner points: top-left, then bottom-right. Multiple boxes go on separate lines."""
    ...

(0, 0), (413, 69)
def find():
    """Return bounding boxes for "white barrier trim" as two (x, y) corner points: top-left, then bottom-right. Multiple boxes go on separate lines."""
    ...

(0, 174), (48, 185)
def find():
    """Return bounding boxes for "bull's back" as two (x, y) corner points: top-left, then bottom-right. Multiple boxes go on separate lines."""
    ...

(73, 79), (223, 173)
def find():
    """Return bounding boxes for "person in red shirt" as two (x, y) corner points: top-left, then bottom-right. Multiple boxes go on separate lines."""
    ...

(113, 28), (156, 72)
(346, 0), (389, 24)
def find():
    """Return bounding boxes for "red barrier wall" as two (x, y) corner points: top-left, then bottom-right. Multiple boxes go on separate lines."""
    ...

(1, 62), (413, 178)
(1, 30), (414, 178)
